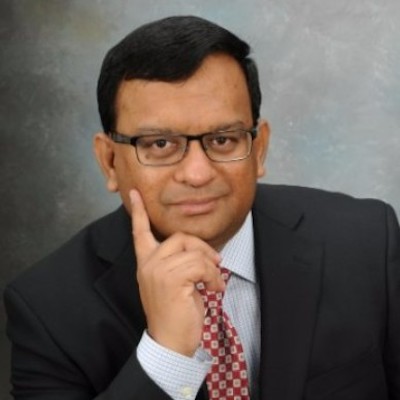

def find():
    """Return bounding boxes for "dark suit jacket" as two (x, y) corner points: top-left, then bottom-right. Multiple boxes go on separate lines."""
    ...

(4, 185), (400, 400)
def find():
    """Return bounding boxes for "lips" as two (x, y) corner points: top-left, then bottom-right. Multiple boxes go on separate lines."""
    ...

(170, 197), (221, 216)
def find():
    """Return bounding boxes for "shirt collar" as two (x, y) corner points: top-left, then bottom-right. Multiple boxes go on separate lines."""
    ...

(219, 212), (256, 283)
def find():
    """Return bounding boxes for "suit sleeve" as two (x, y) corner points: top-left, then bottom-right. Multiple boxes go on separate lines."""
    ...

(4, 286), (173, 400)
(383, 204), (400, 399)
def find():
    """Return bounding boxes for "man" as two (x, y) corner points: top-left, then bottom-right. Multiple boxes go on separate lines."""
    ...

(4, 15), (400, 400)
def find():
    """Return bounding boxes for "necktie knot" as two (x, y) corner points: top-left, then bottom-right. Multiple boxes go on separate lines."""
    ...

(219, 266), (230, 283)
(197, 266), (230, 307)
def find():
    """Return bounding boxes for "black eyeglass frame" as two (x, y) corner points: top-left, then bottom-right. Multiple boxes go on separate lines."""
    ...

(108, 126), (258, 166)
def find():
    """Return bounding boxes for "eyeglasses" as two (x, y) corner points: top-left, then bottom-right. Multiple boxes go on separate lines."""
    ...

(108, 127), (258, 166)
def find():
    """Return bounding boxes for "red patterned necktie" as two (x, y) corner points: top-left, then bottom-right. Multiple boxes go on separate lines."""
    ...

(197, 267), (250, 400)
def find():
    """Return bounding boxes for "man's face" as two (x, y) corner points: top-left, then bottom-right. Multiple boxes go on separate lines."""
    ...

(95, 53), (269, 249)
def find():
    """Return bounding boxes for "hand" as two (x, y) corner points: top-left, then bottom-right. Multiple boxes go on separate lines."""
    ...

(129, 189), (225, 356)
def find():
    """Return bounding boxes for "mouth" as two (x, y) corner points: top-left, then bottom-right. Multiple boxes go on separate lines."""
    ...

(170, 197), (221, 216)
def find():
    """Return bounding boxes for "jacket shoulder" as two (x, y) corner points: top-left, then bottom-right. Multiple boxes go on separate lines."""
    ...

(6, 206), (129, 296)
(256, 183), (390, 213)
(255, 184), (395, 234)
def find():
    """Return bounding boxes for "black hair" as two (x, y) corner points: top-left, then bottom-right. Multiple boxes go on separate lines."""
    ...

(97, 15), (261, 132)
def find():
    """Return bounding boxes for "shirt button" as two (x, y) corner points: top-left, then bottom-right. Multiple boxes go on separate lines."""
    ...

(180, 386), (193, 399)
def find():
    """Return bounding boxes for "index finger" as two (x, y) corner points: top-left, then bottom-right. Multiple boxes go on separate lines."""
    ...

(129, 189), (158, 262)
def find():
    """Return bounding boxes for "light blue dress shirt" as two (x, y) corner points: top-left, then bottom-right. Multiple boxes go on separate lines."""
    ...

(137, 213), (261, 400)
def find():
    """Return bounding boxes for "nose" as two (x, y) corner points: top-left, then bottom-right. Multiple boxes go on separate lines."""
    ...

(173, 140), (216, 187)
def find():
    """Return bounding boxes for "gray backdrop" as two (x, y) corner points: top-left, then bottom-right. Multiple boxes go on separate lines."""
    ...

(1, 1), (399, 398)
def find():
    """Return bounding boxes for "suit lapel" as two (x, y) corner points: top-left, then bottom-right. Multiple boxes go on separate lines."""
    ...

(253, 187), (323, 400)
(92, 207), (147, 340)
(94, 245), (146, 340)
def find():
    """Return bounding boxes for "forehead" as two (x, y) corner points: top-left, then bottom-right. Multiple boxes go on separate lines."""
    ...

(115, 54), (253, 132)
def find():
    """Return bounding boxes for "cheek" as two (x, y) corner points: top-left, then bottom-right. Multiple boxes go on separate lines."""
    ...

(115, 150), (155, 189)
(116, 156), (136, 189)
(113, 153), (155, 206)
(129, 171), (171, 216)
(224, 163), (258, 203)
(231, 158), (259, 185)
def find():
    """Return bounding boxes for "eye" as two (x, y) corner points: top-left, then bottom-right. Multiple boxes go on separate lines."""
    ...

(213, 136), (231, 145)
(136, 135), (185, 162)
(206, 131), (240, 148)
(152, 138), (169, 149)
(139, 136), (177, 150)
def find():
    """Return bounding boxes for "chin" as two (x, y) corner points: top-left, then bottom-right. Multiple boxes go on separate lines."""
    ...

(152, 222), (219, 244)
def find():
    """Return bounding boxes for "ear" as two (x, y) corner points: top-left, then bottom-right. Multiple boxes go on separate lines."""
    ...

(93, 132), (119, 192)
(254, 119), (270, 178)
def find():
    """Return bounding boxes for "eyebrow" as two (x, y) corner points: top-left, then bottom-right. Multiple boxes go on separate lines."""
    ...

(132, 121), (249, 136)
